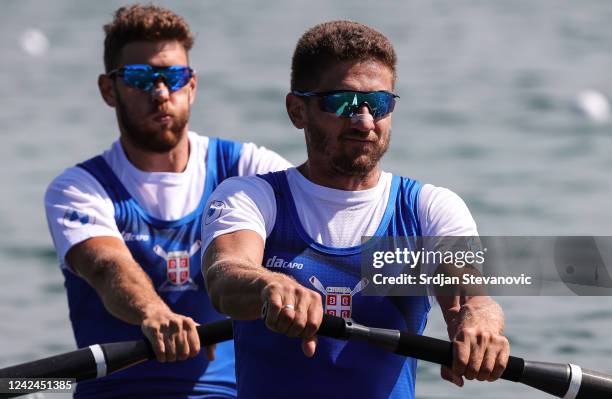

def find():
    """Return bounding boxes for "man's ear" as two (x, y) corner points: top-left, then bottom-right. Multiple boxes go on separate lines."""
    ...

(98, 74), (117, 107)
(286, 93), (307, 129)
(188, 72), (197, 106)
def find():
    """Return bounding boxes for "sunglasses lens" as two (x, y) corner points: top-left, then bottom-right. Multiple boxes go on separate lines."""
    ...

(163, 66), (192, 91)
(119, 65), (192, 92)
(364, 92), (396, 118)
(122, 65), (155, 91)
(320, 92), (358, 117)
(320, 92), (396, 118)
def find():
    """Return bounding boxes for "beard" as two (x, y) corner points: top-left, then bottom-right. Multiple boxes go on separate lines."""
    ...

(114, 91), (189, 153)
(306, 122), (390, 176)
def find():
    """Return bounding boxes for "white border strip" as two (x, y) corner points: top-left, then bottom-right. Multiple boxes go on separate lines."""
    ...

(88, 344), (107, 378)
(564, 363), (583, 399)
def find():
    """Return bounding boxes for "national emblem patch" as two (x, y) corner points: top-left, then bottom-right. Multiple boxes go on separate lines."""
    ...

(309, 276), (369, 319)
(153, 241), (201, 291)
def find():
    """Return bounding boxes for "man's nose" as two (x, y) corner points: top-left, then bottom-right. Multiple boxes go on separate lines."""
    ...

(350, 104), (375, 131)
(151, 79), (170, 102)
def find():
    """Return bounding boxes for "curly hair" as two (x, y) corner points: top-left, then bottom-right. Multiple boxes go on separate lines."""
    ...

(290, 20), (396, 91)
(103, 4), (194, 72)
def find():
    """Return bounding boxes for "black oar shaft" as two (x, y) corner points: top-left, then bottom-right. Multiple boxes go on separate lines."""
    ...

(394, 327), (526, 382)
(0, 319), (233, 398)
(317, 314), (612, 399)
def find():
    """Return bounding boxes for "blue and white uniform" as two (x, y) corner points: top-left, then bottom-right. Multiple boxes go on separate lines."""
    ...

(202, 167), (478, 399)
(45, 132), (291, 399)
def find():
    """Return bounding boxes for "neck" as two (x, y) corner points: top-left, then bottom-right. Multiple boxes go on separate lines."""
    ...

(297, 161), (381, 191)
(119, 133), (190, 173)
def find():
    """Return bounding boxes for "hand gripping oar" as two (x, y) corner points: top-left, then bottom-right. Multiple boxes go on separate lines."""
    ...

(0, 319), (232, 398)
(317, 314), (612, 399)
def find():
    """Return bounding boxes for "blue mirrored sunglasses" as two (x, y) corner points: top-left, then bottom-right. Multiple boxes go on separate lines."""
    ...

(292, 90), (399, 119)
(108, 64), (194, 92)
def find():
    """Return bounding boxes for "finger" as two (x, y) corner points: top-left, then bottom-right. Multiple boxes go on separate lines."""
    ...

(301, 335), (317, 358)
(464, 333), (487, 380)
(205, 344), (216, 361)
(263, 291), (284, 331)
(302, 293), (323, 339)
(152, 333), (167, 363)
(184, 319), (201, 358)
(476, 347), (496, 381)
(490, 343), (510, 381)
(175, 329), (190, 361)
(285, 297), (307, 338)
(441, 365), (464, 387)
(452, 331), (471, 377)
(275, 300), (297, 334)
(142, 324), (167, 363)
(164, 329), (178, 362)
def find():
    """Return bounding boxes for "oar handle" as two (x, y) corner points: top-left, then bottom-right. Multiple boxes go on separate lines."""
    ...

(394, 327), (525, 381)
(0, 319), (233, 381)
(104, 318), (234, 375)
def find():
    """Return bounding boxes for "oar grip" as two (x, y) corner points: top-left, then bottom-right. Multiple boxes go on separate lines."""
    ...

(318, 314), (348, 339)
(197, 319), (233, 346)
(318, 315), (528, 383)
(0, 319), (234, 383)
(395, 331), (525, 381)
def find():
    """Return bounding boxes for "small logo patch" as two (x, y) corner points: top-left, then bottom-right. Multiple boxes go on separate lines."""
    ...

(63, 209), (95, 228)
(205, 200), (226, 225)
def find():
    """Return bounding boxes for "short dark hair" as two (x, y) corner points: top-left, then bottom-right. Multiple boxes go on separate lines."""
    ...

(103, 4), (194, 72)
(290, 20), (397, 91)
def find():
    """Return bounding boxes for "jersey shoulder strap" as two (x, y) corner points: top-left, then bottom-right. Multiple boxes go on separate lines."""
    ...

(77, 155), (131, 203)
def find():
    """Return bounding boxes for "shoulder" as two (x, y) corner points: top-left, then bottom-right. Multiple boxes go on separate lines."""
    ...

(237, 142), (292, 175)
(212, 175), (275, 201)
(203, 175), (278, 249)
(45, 165), (107, 202)
(417, 183), (478, 236)
(419, 184), (469, 210)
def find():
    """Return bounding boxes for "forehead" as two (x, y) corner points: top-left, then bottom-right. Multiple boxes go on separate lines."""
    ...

(117, 40), (188, 67)
(314, 60), (394, 92)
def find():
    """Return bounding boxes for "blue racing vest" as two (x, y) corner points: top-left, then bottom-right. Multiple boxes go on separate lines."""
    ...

(63, 137), (242, 399)
(233, 171), (431, 399)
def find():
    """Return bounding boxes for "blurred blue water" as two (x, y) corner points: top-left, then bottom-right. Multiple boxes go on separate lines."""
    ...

(1, 1), (612, 398)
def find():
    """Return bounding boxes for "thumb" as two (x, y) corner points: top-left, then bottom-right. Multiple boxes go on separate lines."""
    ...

(441, 365), (464, 387)
(301, 336), (318, 358)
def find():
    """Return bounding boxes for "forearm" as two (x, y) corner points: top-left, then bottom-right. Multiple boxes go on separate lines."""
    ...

(70, 241), (169, 326)
(439, 294), (505, 337)
(205, 256), (289, 320)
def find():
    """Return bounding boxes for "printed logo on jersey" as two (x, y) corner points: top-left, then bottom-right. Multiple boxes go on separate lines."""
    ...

(309, 276), (369, 319)
(122, 232), (150, 242)
(205, 200), (226, 225)
(153, 241), (200, 292)
(62, 208), (96, 228)
(265, 255), (304, 270)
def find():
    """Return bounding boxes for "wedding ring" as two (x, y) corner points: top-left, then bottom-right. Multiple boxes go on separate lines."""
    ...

(282, 304), (295, 311)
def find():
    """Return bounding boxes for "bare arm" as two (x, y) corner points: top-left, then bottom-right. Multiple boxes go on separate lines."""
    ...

(66, 236), (207, 362)
(437, 291), (509, 386)
(202, 229), (323, 356)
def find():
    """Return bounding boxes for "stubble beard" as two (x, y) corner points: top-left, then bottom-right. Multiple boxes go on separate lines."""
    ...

(307, 123), (391, 177)
(115, 92), (189, 153)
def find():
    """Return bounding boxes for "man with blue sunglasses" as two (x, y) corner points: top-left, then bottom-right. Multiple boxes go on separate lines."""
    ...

(202, 20), (509, 398)
(44, 4), (289, 399)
